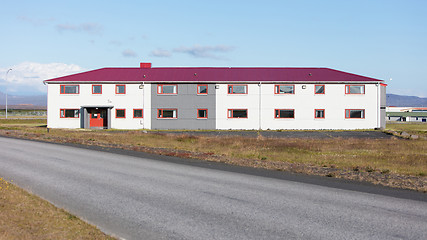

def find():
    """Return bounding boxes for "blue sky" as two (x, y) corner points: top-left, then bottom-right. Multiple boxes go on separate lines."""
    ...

(0, 0), (426, 97)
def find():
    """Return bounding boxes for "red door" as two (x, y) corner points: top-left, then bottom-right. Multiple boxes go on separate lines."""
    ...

(90, 110), (104, 128)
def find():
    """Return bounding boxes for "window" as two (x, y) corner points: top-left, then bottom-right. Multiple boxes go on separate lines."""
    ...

(116, 85), (126, 94)
(197, 109), (208, 119)
(275, 109), (295, 119)
(60, 109), (79, 118)
(228, 85), (247, 94)
(275, 85), (294, 94)
(158, 84), (177, 94)
(60, 85), (79, 94)
(158, 109), (177, 119)
(92, 85), (102, 94)
(345, 85), (365, 94)
(133, 109), (143, 118)
(228, 109), (248, 118)
(315, 109), (325, 119)
(197, 85), (208, 94)
(315, 85), (325, 94)
(345, 109), (365, 119)
(116, 109), (126, 118)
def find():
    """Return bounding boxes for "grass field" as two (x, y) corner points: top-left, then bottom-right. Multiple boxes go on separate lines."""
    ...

(386, 122), (427, 137)
(0, 177), (116, 240)
(0, 109), (46, 118)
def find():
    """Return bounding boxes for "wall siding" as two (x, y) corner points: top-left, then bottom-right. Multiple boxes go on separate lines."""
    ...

(151, 84), (216, 130)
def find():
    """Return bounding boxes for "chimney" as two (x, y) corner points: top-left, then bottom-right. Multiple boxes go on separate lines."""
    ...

(140, 62), (152, 68)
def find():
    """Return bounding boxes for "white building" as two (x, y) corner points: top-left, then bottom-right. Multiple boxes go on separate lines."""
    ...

(44, 63), (387, 130)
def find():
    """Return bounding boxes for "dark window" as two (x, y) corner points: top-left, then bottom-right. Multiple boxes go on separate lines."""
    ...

(275, 85), (294, 94)
(275, 109), (295, 118)
(133, 109), (143, 118)
(315, 109), (325, 118)
(92, 85), (102, 94)
(60, 109), (79, 118)
(197, 85), (208, 94)
(346, 109), (365, 119)
(228, 109), (248, 118)
(158, 109), (177, 118)
(345, 85), (365, 94)
(197, 109), (208, 119)
(116, 85), (126, 94)
(116, 109), (126, 118)
(315, 85), (325, 94)
(158, 84), (177, 94)
(60, 85), (79, 94)
(228, 85), (247, 94)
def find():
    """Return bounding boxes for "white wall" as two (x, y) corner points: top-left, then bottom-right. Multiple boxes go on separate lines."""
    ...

(215, 84), (260, 130)
(47, 83), (146, 129)
(216, 83), (380, 130)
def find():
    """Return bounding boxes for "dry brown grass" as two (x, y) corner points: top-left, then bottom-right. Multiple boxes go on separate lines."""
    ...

(0, 177), (116, 240)
(41, 130), (425, 177)
(387, 122), (427, 137)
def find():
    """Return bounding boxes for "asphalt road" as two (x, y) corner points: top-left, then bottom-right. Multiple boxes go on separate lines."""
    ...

(0, 136), (425, 240)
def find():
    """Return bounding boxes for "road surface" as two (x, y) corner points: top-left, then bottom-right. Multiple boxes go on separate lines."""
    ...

(0, 136), (425, 240)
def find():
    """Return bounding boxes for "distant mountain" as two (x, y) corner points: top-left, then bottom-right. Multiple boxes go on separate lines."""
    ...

(0, 92), (46, 108)
(387, 94), (427, 107)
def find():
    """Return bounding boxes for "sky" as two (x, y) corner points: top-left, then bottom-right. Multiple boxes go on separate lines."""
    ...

(0, 0), (426, 97)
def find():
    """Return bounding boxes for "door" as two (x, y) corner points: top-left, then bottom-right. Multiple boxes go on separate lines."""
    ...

(90, 109), (105, 128)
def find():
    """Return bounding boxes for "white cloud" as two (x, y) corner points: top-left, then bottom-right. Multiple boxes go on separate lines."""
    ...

(56, 23), (103, 35)
(0, 62), (84, 94)
(150, 49), (172, 58)
(109, 40), (122, 46)
(122, 49), (137, 58)
(18, 16), (56, 26)
(173, 44), (235, 59)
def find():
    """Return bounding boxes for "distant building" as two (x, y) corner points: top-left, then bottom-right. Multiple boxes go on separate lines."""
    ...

(386, 107), (427, 122)
(43, 63), (386, 130)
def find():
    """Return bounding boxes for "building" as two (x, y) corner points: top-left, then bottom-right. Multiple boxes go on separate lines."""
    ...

(43, 63), (386, 130)
(386, 107), (427, 122)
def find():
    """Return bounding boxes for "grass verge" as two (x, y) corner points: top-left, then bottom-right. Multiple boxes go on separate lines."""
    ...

(0, 177), (116, 240)
(386, 122), (427, 138)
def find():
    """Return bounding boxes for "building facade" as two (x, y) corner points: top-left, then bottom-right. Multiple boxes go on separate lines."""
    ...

(44, 63), (386, 130)
(386, 107), (427, 122)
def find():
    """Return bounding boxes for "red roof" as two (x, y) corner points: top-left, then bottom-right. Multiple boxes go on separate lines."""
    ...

(44, 67), (383, 83)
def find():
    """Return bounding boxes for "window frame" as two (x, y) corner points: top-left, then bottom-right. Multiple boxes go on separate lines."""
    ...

(60, 109), (80, 118)
(197, 109), (208, 119)
(315, 85), (325, 95)
(274, 85), (295, 94)
(157, 109), (178, 119)
(314, 109), (325, 119)
(274, 109), (295, 119)
(227, 109), (248, 119)
(92, 84), (102, 94)
(115, 84), (126, 94)
(60, 85), (79, 94)
(228, 84), (248, 95)
(345, 109), (365, 119)
(197, 84), (208, 95)
(345, 85), (365, 95)
(157, 84), (178, 95)
(115, 109), (126, 118)
(133, 109), (143, 118)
